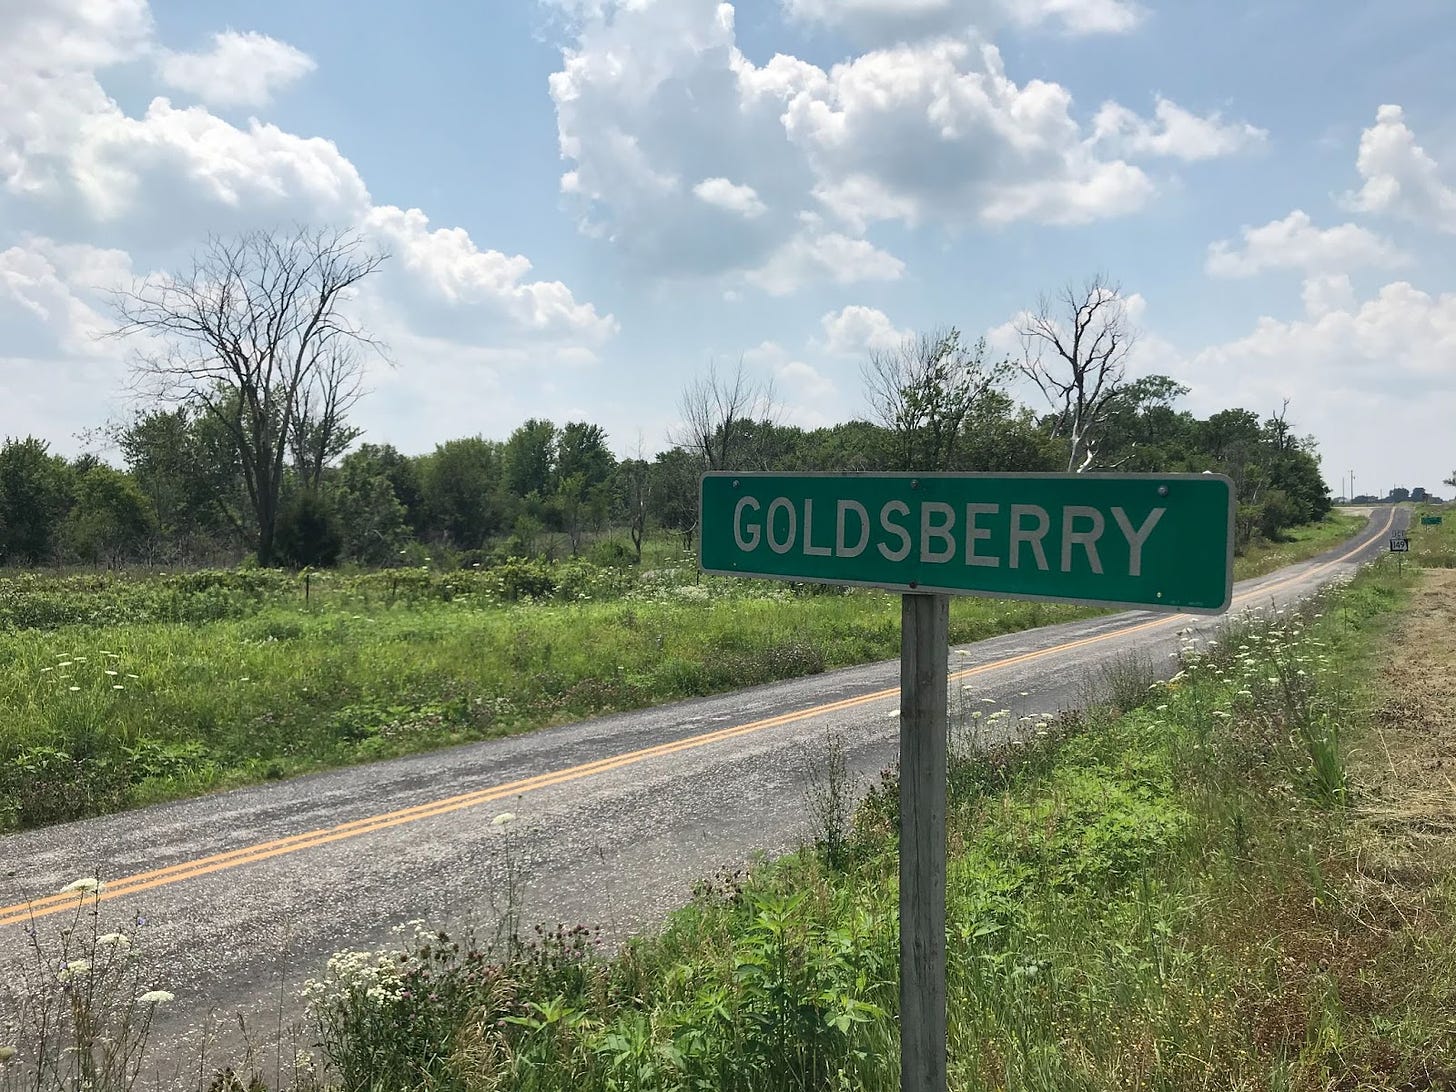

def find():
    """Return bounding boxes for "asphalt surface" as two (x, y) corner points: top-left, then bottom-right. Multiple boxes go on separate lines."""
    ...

(0, 506), (1403, 1080)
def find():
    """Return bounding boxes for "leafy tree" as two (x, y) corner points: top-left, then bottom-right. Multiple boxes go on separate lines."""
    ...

(0, 437), (73, 565)
(501, 418), (558, 501)
(420, 437), (505, 548)
(332, 473), (411, 565)
(555, 422), (615, 490)
(118, 405), (245, 559)
(60, 465), (156, 566)
(649, 448), (702, 547)
(792, 421), (892, 471)
(274, 489), (343, 568)
(955, 393), (1063, 472)
(337, 444), (426, 533)
(864, 327), (1012, 471)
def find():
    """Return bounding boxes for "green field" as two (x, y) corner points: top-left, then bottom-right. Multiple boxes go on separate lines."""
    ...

(0, 512), (1367, 831)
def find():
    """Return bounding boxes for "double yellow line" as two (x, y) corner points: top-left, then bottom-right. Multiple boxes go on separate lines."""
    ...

(0, 510), (1394, 928)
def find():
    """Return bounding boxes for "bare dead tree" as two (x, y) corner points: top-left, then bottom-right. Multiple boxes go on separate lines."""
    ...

(670, 358), (778, 471)
(112, 227), (387, 565)
(620, 431), (652, 564)
(1016, 273), (1138, 472)
(863, 327), (1011, 472)
(290, 344), (365, 491)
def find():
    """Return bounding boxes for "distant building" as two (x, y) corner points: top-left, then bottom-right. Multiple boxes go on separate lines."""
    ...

(1412, 487), (1429, 501)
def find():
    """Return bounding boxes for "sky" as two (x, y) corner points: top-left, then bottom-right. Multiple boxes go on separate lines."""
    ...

(2, 0), (1453, 499)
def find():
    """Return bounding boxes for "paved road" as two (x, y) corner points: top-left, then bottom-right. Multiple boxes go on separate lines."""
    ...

(0, 507), (1403, 1077)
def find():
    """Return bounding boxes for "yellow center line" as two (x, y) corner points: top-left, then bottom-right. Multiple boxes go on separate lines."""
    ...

(2, 510), (1394, 927)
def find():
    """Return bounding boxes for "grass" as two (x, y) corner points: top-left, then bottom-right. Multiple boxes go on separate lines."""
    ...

(1231, 508), (1366, 581)
(0, 511), (1369, 832)
(0, 559), (1090, 830)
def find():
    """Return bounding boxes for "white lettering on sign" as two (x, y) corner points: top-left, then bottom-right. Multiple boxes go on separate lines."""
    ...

(837, 500), (870, 558)
(766, 497), (795, 555)
(1111, 506), (1165, 577)
(726, 493), (1173, 580)
(879, 500), (912, 562)
(1061, 505), (1105, 575)
(803, 499), (832, 557)
(1009, 505), (1050, 571)
(965, 503), (999, 568)
(734, 496), (760, 552)
(920, 502), (956, 563)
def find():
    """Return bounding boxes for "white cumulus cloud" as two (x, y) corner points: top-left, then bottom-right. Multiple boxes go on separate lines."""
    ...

(1179, 279), (1456, 490)
(1206, 210), (1406, 278)
(549, 1), (1247, 293)
(74, 97), (370, 224)
(692, 178), (767, 218)
(1345, 104), (1456, 233)
(1093, 97), (1267, 161)
(747, 231), (906, 296)
(363, 206), (618, 343)
(820, 305), (911, 356)
(0, 237), (132, 356)
(157, 30), (316, 108)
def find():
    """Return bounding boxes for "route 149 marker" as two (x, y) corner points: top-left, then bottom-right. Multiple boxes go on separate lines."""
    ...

(700, 472), (1234, 1092)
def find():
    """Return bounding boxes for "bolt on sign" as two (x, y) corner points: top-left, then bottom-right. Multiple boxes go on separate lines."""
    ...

(700, 472), (1234, 613)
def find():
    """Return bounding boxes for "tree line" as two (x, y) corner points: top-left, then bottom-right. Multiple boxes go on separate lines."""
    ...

(0, 231), (1335, 569)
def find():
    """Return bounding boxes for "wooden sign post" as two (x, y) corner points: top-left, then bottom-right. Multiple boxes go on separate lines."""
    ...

(899, 592), (949, 1091)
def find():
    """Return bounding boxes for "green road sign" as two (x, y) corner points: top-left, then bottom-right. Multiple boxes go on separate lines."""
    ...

(700, 472), (1235, 614)
(1422, 516), (1443, 525)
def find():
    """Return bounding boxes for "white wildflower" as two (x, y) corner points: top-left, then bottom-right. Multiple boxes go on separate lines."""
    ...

(58, 959), (91, 981)
(138, 990), (174, 1004)
(61, 877), (104, 895)
(96, 933), (130, 949)
(491, 812), (516, 827)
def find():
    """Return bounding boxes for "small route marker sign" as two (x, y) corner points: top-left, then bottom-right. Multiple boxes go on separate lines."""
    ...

(1422, 516), (1443, 526)
(700, 471), (1235, 1092)
(1391, 537), (1410, 552)
(701, 472), (1234, 613)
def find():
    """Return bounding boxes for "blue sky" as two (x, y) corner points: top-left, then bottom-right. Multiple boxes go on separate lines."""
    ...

(2, 0), (1453, 497)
